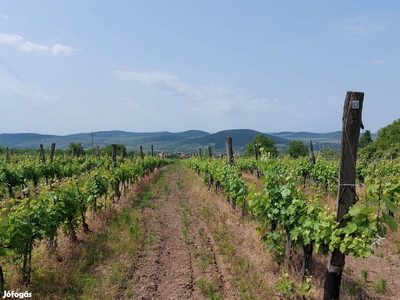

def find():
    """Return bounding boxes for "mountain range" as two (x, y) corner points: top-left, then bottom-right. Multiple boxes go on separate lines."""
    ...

(0, 129), (345, 153)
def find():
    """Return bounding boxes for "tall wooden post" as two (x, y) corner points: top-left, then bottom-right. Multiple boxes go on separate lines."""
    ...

(5, 147), (9, 162)
(39, 144), (45, 163)
(151, 145), (154, 157)
(112, 144), (117, 167)
(198, 148), (202, 157)
(226, 137), (233, 166)
(226, 137), (235, 209)
(324, 91), (364, 300)
(208, 146), (212, 159)
(309, 140), (315, 165)
(140, 146), (144, 159)
(50, 143), (56, 163)
(253, 143), (260, 178)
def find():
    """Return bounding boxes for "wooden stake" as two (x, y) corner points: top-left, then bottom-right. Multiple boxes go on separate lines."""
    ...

(226, 137), (233, 166)
(140, 146), (144, 159)
(39, 144), (45, 163)
(50, 143), (56, 163)
(309, 140), (315, 165)
(324, 91), (364, 300)
(112, 144), (117, 167)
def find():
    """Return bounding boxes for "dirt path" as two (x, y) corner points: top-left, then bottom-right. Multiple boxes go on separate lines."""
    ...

(116, 163), (276, 300)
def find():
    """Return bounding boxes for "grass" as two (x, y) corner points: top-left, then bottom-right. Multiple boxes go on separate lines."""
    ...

(197, 277), (222, 300)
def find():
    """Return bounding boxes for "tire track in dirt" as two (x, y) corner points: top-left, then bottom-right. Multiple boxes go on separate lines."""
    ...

(118, 165), (235, 300)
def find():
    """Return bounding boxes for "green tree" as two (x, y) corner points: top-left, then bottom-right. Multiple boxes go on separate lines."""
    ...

(358, 130), (373, 148)
(68, 142), (84, 157)
(318, 148), (340, 161)
(373, 119), (400, 158)
(102, 144), (127, 158)
(287, 140), (308, 158)
(358, 130), (376, 160)
(245, 134), (278, 157)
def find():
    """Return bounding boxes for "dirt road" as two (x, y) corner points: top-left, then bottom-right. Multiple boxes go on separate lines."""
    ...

(116, 163), (275, 300)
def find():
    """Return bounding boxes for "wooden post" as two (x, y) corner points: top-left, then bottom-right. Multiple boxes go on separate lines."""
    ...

(5, 147), (9, 162)
(140, 146), (144, 159)
(198, 148), (202, 157)
(151, 145), (154, 157)
(324, 91), (364, 300)
(131, 151), (134, 162)
(112, 144), (117, 167)
(226, 137), (233, 166)
(208, 146), (212, 158)
(309, 140), (316, 165)
(39, 144), (45, 163)
(50, 143), (56, 163)
(226, 137), (235, 209)
(0, 266), (4, 295)
(97, 146), (100, 157)
(253, 143), (260, 178)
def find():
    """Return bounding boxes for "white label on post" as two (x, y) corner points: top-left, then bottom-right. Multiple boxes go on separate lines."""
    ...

(351, 100), (359, 109)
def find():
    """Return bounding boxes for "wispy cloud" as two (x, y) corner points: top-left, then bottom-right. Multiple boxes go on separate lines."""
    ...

(114, 70), (280, 116)
(115, 71), (196, 96)
(336, 13), (391, 40)
(0, 14), (10, 20)
(0, 33), (77, 55)
(372, 58), (387, 65)
(0, 33), (23, 44)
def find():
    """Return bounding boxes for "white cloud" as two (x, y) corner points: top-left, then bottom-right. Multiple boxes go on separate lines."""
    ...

(0, 14), (10, 20)
(336, 14), (392, 41)
(114, 70), (280, 117)
(0, 33), (77, 55)
(115, 71), (194, 96)
(372, 58), (387, 65)
(0, 33), (23, 44)
(19, 41), (49, 52)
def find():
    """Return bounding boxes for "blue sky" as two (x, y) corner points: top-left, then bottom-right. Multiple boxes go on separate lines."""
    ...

(0, 1), (399, 135)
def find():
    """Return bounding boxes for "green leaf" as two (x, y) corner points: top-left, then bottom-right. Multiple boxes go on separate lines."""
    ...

(348, 205), (361, 216)
(343, 222), (357, 234)
(382, 212), (398, 232)
(384, 199), (398, 215)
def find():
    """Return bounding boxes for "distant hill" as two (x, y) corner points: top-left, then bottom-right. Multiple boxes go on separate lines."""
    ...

(268, 131), (343, 151)
(0, 129), (361, 153)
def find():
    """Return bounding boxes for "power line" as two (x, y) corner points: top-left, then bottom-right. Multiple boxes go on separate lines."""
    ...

(0, 56), (85, 132)
(0, 79), (70, 130)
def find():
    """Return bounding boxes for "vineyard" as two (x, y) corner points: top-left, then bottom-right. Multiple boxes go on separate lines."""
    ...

(0, 94), (399, 300)
(0, 144), (399, 299)
(0, 150), (172, 297)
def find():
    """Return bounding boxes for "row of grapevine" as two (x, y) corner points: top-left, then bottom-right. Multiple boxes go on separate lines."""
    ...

(0, 155), (171, 289)
(184, 155), (398, 282)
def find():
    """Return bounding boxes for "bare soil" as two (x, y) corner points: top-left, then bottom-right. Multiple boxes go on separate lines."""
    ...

(115, 163), (277, 299)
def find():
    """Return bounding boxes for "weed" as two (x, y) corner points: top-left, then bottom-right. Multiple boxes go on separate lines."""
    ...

(276, 273), (295, 298)
(177, 178), (185, 189)
(347, 280), (364, 296)
(198, 250), (214, 271)
(197, 277), (222, 300)
(374, 278), (387, 293)
(163, 184), (169, 195)
(202, 205), (211, 222)
(362, 269), (369, 282)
